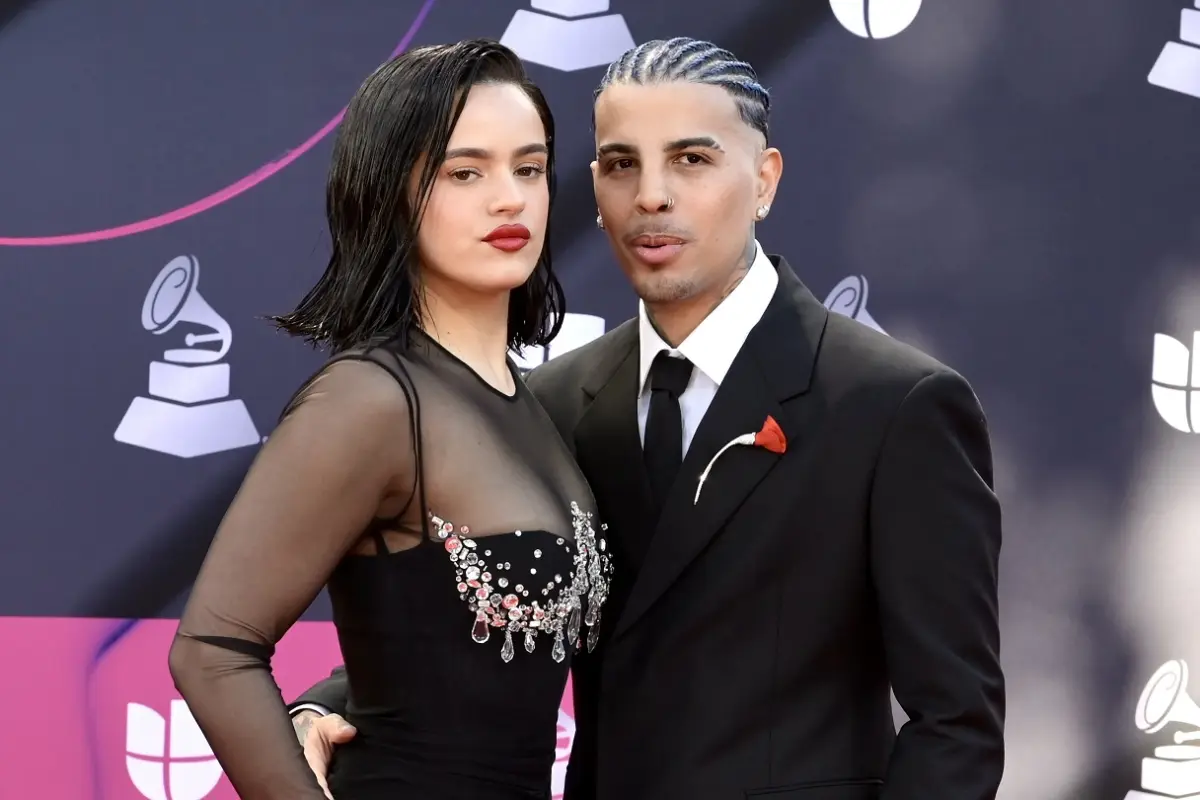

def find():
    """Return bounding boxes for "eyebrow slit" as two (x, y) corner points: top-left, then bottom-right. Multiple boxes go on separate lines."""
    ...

(596, 142), (636, 158)
(596, 137), (722, 159)
(666, 136), (722, 152)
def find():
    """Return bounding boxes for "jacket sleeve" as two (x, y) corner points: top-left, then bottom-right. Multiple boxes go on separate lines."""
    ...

(870, 369), (1005, 800)
(288, 666), (350, 716)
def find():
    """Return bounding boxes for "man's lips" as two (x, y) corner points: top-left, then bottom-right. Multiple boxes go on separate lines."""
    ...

(629, 234), (686, 247)
(629, 235), (687, 266)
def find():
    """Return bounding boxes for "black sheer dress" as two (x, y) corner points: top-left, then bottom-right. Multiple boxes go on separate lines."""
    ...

(169, 330), (612, 800)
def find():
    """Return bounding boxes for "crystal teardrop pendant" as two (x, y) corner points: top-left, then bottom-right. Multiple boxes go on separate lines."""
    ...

(525, 630), (536, 653)
(585, 599), (598, 628)
(588, 621), (600, 652)
(552, 631), (566, 663)
(567, 606), (581, 643)
(471, 612), (490, 644)
(501, 630), (515, 663)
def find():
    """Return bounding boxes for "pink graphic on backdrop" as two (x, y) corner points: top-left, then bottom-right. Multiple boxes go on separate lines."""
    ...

(0, 617), (106, 799)
(554, 679), (576, 797)
(0, 0), (436, 248)
(0, 616), (576, 798)
(89, 619), (343, 800)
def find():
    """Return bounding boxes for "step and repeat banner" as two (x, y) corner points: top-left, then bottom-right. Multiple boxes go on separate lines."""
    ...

(2, 1), (1200, 797)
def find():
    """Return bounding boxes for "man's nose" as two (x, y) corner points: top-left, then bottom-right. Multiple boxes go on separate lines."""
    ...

(634, 172), (672, 214)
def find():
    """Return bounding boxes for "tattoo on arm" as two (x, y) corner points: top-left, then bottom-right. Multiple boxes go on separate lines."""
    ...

(293, 710), (319, 745)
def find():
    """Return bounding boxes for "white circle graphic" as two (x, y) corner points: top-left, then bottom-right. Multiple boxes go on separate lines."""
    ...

(829, 0), (923, 39)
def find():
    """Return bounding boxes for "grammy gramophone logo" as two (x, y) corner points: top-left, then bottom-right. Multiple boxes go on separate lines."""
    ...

(1149, 2), (1200, 100)
(823, 275), (888, 336)
(113, 255), (260, 458)
(1126, 659), (1200, 799)
(499, 1), (635, 72)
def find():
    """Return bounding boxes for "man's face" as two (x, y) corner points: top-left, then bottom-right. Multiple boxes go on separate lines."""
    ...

(591, 81), (780, 306)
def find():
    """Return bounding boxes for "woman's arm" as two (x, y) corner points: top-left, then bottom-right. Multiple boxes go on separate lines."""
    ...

(168, 360), (413, 800)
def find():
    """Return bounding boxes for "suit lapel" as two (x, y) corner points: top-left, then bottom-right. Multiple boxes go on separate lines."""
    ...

(610, 257), (829, 641)
(573, 321), (654, 572)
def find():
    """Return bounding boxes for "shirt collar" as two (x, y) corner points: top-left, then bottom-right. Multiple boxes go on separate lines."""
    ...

(637, 241), (779, 395)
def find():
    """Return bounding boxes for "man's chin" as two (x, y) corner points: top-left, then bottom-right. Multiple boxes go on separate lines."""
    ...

(633, 272), (697, 304)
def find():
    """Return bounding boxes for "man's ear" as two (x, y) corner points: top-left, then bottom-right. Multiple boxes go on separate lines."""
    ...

(757, 147), (783, 209)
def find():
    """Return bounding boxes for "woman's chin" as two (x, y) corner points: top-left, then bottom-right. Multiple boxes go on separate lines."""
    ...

(484, 266), (540, 294)
(431, 259), (539, 298)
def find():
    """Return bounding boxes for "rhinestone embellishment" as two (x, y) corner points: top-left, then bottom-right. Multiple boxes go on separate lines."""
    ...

(433, 502), (612, 663)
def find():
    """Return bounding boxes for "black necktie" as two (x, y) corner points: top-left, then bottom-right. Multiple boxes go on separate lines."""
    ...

(643, 352), (694, 519)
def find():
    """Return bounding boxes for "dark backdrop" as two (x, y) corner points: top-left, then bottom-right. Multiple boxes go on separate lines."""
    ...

(3, 2), (1200, 797)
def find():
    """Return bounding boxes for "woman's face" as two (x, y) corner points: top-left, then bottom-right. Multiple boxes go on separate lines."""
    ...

(415, 82), (550, 297)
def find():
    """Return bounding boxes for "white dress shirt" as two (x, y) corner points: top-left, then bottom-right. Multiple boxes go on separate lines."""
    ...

(636, 241), (778, 455)
(290, 701), (332, 718)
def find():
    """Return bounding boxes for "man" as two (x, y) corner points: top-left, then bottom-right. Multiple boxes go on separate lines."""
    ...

(287, 37), (1005, 799)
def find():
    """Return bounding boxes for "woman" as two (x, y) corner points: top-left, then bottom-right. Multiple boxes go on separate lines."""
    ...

(169, 39), (611, 800)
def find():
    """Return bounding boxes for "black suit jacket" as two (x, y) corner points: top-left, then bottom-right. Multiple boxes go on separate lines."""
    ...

(291, 257), (1005, 800)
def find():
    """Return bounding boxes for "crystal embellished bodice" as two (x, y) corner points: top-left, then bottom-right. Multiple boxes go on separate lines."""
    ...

(437, 501), (609, 663)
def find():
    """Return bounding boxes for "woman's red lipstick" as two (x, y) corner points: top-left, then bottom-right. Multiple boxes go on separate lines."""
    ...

(483, 224), (530, 252)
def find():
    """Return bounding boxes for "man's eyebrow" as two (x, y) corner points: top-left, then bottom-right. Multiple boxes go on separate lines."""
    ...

(596, 137), (724, 158)
(444, 143), (548, 159)
(596, 142), (636, 158)
(665, 136), (722, 152)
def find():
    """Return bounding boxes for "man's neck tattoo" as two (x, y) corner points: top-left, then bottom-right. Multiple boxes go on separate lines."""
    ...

(711, 238), (755, 309)
(646, 313), (671, 344)
(740, 236), (756, 272)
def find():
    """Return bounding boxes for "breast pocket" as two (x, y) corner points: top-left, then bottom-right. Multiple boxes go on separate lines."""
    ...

(744, 777), (882, 800)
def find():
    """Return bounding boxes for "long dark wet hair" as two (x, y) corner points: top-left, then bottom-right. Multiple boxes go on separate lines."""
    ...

(272, 39), (565, 354)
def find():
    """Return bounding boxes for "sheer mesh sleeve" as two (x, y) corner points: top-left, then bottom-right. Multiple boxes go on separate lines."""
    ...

(168, 357), (416, 800)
